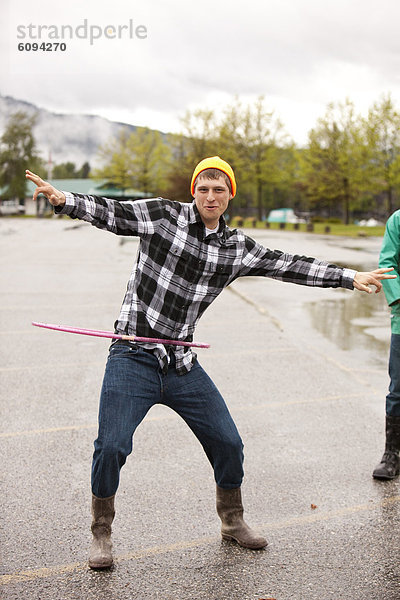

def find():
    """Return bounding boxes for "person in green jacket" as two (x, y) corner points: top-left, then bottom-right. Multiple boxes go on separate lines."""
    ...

(373, 210), (400, 479)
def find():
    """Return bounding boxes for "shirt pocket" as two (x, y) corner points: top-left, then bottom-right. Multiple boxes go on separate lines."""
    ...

(199, 261), (235, 295)
(151, 238), (186, 274)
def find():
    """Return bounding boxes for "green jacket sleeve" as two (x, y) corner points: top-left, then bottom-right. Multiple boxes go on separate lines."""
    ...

(379, 210), (400, 306)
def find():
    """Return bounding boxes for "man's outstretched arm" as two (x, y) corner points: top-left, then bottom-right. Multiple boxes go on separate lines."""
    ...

(26, 169), (165, 237)
(26, 170), (66, 206)
(240, 235), (396, 295)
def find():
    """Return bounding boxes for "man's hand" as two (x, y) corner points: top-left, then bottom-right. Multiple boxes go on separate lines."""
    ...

(25, 170), (66, 206)
(353, 267), (396, 294)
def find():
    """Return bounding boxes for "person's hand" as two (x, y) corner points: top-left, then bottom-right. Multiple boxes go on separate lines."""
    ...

(353, 267), (396, 294)
(25, 170), (66, 206)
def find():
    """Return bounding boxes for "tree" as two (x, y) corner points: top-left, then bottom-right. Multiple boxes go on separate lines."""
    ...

(94, 127), (171, 195)
(78, 161), (91, 179)
(216, 96), (292, 219)
(165, 97), (295, 216)
(52, 161), (78, 179)
(213, 98), (246, 215)
(164, 109), (219, 202)
(52, 161), (91, 179)
(243, 97), (291, 220)
(178, 108), (218, 165)
(300, 100), (369, 223)
(0, 111), (41, 205)
(364, 94), (400, 217)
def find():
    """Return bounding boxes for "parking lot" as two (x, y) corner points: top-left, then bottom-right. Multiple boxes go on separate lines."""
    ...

(1, 217), (399, 599)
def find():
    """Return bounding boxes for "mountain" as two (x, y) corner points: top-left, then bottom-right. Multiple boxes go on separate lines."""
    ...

(0, 94), (156, 168)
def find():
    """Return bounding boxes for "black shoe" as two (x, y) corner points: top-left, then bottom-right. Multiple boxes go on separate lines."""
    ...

(372, 450), (400, 480)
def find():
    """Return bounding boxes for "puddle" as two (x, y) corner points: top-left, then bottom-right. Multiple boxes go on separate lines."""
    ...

(306, 290), (391, 365)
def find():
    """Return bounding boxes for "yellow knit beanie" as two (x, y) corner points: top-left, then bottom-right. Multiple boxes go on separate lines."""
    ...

(190, 156), (237, 198)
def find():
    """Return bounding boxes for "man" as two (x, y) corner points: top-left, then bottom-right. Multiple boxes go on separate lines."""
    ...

(26, 157), (394, 569)
(373, 210), (400, 480)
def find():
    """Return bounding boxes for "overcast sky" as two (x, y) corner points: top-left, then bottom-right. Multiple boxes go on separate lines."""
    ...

(2, 0), (400, 145)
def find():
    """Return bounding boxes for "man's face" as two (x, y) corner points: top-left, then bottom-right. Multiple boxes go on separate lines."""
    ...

(193, 175), (232, 229)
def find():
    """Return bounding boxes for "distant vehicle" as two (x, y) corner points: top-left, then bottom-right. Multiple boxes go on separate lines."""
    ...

(267, 208), (306, 224)
(357, 218), (384, 227)
(0, 199), (22, 216)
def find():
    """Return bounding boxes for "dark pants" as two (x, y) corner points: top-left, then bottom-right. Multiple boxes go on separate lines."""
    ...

(386, 333), (400, 416)
(91, 344), (244, 498)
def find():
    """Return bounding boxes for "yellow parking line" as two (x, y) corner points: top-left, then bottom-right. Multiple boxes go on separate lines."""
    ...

(2, 495), (399, 586)
(241, 391), (367, 410)
(0, 414), (177, 438)
(0, 392), (371, 439)
(0, 424), (97, 438)
(0, 360), (104, 373)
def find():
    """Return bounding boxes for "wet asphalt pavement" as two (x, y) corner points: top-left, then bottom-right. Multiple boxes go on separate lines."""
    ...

(1, 217), (400, 600)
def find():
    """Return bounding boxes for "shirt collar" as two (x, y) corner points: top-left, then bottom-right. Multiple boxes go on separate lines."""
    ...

(189, 201), (228, 238)
(188, 201), (203, 225)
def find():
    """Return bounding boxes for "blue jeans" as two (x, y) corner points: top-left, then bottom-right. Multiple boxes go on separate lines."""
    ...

(91, 344), (244, 498)
(386, 333), (400, 416)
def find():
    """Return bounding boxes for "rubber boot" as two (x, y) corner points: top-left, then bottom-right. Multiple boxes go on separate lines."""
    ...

(373, 415), (400, 480)
(216, 485), (267, 549)
(88, 494), (115, 569)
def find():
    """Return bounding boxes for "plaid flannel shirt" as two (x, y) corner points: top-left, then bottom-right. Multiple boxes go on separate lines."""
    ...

(59, 193), (356, 375)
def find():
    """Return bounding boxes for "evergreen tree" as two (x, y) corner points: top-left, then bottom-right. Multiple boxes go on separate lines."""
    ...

(0, 111), (41, 205)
